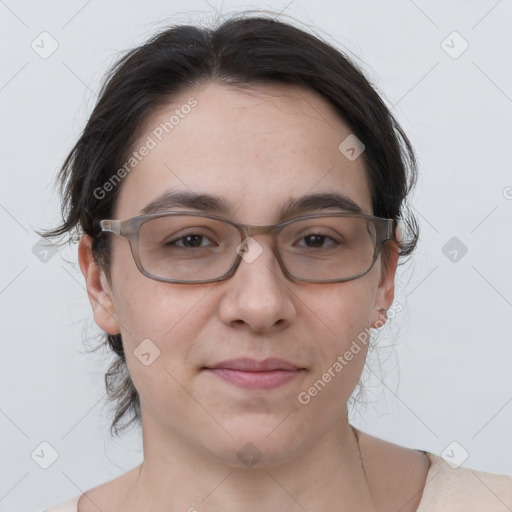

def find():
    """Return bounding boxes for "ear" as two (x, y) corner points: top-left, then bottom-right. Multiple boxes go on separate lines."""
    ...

(78, 234), (121, 335)
(370, 226), (401, 329)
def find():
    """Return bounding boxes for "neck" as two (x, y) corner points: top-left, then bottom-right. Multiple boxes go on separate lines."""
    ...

(120, 410), (376, 512)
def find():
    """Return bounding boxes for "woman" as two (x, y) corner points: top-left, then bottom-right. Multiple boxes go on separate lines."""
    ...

(41, 14), (512, 512)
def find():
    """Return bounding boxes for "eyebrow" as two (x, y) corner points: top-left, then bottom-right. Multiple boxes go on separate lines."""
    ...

(281, 192), (363, 218)
(140, 190), (232, 215)
(139, 190), (364, 219)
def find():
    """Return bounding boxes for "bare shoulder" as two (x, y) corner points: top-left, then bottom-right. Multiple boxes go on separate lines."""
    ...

(77, 465), (141, 512)
(355, 428), (431, 512)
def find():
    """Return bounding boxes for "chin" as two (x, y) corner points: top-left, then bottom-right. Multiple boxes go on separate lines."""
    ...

(204, 420), (317, 470)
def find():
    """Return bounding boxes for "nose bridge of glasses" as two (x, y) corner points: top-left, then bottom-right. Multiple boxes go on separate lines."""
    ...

(241, 221), (279, 238)
(232, 223), (284, 270)
(237, 222), (282, 252)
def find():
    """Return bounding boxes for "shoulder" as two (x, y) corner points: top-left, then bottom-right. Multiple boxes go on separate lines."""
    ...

(417, 452), (512, 511)
(44, 494), (81, 512)
(355, 427), (512, 512)
(44, 465), (141, 512)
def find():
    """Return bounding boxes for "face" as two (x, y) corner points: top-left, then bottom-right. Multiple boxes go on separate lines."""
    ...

(79, 82), (397, 468)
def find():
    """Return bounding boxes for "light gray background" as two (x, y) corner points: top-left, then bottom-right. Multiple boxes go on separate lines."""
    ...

(1, 1), (511, 511)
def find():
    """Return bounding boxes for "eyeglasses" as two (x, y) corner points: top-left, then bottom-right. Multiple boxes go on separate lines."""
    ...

(99, 211), (396, 284)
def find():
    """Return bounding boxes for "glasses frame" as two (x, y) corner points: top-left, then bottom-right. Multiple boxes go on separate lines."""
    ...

(99, 211), (397, 284)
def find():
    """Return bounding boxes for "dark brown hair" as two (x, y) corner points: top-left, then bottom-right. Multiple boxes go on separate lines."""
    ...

(38, 13), (419, 437)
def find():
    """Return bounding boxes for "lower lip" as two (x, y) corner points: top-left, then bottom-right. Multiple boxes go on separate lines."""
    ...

(206, 368), (303, 390)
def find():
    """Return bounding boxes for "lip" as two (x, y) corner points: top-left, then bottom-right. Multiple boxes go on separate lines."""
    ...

(204, 358), (305, 390)
(206, 357), (302, 372)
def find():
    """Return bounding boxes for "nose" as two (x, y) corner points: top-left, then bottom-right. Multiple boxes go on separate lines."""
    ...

(218, 237), (297, 332)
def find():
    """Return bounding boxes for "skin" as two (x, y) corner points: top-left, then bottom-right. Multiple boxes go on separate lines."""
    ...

(78, 82), (430, 512)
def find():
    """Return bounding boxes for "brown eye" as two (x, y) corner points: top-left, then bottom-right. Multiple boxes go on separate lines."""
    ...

(168, 234), (215, 248)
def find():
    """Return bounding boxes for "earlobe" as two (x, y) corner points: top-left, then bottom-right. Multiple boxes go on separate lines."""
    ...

(78, 234), (121, 335)
(371, 308), (388, 330)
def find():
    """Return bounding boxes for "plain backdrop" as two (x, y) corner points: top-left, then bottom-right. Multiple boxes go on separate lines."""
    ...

(0, 1), (511, 511)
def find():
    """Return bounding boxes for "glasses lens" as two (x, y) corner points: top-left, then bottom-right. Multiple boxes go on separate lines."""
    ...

(278, 216), (378, 281)
(138, 215), (240, 281)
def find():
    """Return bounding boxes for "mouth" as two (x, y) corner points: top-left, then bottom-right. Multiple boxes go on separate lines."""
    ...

(203, 358), (306, 390)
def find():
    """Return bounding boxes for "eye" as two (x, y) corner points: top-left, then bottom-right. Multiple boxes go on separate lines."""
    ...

(169, 234), (216, 248)
(296, 233), (340, 249)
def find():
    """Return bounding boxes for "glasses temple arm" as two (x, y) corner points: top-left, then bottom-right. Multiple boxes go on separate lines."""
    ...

(383, 219), (398, 241)
(100, 219), (122, 235)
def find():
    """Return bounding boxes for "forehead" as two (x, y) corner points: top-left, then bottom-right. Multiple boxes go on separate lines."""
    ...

(114, 81), (372, 221)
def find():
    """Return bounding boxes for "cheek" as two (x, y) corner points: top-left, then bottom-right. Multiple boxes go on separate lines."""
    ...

(303, 277), (376, 347)
(296, 279), (377, 394)
(112, 282), (217, 428)
(110, 258), (216, 384)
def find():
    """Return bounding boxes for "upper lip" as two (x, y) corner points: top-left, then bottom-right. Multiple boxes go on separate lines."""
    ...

(205, 358), (303, 371)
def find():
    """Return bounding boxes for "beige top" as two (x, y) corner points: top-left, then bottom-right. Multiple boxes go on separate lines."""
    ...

(44, 452), (512, 511)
